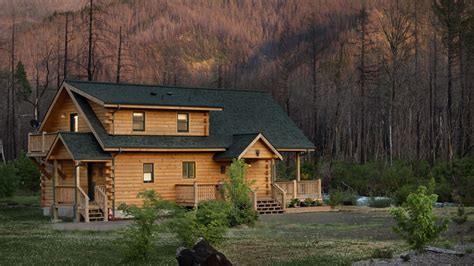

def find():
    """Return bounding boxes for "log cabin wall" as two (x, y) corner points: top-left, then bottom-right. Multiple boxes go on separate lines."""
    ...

(113, 152), (270, 206)
(110, 109), (209, 136)
(41, 90), (90, 133)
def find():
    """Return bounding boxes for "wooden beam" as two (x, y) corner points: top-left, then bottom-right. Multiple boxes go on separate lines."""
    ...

(52, 160), (58, 221)
(296, 153), (301, 181)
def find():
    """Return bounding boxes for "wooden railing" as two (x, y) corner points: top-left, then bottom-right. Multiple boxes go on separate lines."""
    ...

(95, 185), (108, 222)
(249, 187), (258, 210)
(28, 132), (57, 154)
(176, 182), (219, 207)
(77, 186), (90, 223)
(275, 179), (322, 200)
(55, 185), (75, 205)
(271, 183), (286, 211)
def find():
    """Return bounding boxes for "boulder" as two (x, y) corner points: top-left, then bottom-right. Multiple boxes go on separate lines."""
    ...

(176, 238), (232, 266)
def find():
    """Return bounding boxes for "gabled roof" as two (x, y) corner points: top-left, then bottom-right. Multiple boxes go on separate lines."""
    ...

(65, 80), (223, 110)
(64, 80), (315, 151)
(46, 132), (112, 161)
(213, 133), (282, 160)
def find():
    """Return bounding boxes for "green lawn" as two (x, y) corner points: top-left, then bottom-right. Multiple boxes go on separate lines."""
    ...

(0, 196), (472, 265)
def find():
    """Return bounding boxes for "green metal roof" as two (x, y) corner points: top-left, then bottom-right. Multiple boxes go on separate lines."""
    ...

(58, 132), (112, 160)
(213, 133), (260, 160)
(67, 80), (315, 150)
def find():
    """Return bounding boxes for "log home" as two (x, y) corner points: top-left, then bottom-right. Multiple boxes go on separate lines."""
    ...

(27, 80), (318, 222)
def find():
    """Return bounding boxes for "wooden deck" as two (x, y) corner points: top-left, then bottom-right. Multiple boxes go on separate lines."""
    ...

(175, 182), (221, 207)
(275, 179), (322, 201)
(27, 132), (57, 156)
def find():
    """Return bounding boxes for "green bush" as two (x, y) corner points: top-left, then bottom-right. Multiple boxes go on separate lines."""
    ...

(224, 159), (258, 226)
(369, 197), (392, 208)
(14, 154), (40, 194)
(390, 186), (448, 250)
(195, 200), (231, 226)
(329, 190), (343, 208)
(289, 198), (300, 207)
(118, 190), (177, 261)
(171, 200), (230, 246)
(0, 163), (17, 198)
(301, 198), (315, 207)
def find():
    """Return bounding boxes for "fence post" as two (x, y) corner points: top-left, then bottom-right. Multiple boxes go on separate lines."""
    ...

(318, 179), (322, 200)
(193, 181), (198, 208)
(293, 179), (297, 199)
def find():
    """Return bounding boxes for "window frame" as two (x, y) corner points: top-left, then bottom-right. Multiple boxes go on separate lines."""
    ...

(177, 113), (189, 133)
(143, 163), (154, 183)
(132, 111), (145, 132)
(70, 113), (78, 132)
(182, 161), (196, 179)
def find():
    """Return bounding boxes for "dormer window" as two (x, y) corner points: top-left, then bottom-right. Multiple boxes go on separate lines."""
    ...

(133, 112), (145, 131)
(70, 113), (78, 132)
(177, 113), (189, 132)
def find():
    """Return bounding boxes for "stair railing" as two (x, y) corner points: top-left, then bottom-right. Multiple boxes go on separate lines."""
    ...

(94, 185), (108, 222)
(271, 183), (286, 211)
(249, 187), (258, 210)
(77, 186), (90, 223)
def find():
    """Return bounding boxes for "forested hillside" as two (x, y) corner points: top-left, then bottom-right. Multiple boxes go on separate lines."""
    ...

(1, 0), (473, 169)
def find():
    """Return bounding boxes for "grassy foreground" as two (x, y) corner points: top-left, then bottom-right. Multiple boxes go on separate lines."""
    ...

(1, 196), (472, 265)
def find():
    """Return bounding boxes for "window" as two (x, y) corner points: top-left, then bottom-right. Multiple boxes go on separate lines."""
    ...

(220, 165), (226, 174)
(143, 163), (154, 183)
(133, 112), (145, 131)
(70, 113), (78, 132)
(177, 113), (189, 132)
(182, 162), (195, 179)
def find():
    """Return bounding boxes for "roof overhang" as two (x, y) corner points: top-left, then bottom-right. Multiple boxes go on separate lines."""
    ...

(214, 133), (283, 161)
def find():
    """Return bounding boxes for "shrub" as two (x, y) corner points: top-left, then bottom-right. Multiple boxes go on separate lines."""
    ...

(289, 198), (300, 207)
(315, 200), (323, 206)
(0, 163), (17, 198)
(14, 154), (40, 194)
(390, 186), (448, 250)
(329, 190), (343, 208)
(118, 190), (177, 261)
(371, 247), (393, 259)
(171, 200), (230, 246)
(369, 197), (392, 208)
(301, 198), (315, 207)
(224, 159), (258, 226)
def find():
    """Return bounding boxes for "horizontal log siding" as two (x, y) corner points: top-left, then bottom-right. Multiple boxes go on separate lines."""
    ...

(247, 159), (272, 197)
(111, 109), (209, 136)
(42, 90), (90, 133)
(114, 153), (227, 205)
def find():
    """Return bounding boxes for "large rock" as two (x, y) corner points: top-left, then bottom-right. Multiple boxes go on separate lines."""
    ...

(176, 238), (232, 266)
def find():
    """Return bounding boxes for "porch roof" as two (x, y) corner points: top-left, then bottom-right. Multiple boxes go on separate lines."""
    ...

(213, 133), (282, 160)
(47, 132), (112, 161)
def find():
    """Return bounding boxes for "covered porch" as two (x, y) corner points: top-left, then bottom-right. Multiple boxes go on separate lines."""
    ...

(45, 132), (113, 222)
(175, 133), (321, 212)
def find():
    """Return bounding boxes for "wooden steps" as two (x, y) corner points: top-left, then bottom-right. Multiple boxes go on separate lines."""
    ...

(257, 199), (284, 215)
(84, 203), (105, 222)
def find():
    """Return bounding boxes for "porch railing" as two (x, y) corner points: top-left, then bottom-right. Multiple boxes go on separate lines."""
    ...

(176, 182), (219, 207)
(271, 183), (286, 211)
(95, 185), (108, 222)
(77, 186), (90, 223)
(28, 132), (57, 154)
(274, 179), (322, 200)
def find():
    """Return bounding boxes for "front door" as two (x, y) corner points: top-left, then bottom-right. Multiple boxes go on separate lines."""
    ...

(87, 162), (95, 201)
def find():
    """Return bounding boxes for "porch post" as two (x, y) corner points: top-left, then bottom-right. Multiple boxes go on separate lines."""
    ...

(52, 160), (58, 221)
(74, 162), (81, 222)
(193, 181), (198, 208)
(296, 152), (301, 181)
